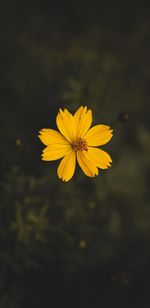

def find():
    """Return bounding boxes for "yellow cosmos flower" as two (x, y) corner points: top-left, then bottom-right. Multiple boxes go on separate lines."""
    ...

(38, 106), (113, 182)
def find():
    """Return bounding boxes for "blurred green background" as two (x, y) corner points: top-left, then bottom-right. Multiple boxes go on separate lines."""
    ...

(0, 1), (150, 307)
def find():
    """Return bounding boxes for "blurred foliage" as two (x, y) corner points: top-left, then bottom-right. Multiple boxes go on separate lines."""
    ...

(0, 0), (150, 307)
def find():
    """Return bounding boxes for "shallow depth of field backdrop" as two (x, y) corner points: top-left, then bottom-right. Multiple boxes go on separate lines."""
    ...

(0, 1), (150, 307)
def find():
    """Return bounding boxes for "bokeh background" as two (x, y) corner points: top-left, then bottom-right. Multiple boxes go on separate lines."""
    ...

(0, 1), (150, 307)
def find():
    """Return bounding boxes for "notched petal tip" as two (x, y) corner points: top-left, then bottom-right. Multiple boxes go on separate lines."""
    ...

(61, 177), (69, 182)
(84, 106), (87, 112)
(57, 108), (64, 118)
(38, 128), (49, 134)
(38, 130), (44, 138)
(41, 156), (48, 161)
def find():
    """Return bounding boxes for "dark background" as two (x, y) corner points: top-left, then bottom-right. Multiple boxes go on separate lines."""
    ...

(0, 1), (150, 307)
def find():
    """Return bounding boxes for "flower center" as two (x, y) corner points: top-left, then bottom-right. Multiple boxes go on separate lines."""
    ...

(72, 138), (88, 151)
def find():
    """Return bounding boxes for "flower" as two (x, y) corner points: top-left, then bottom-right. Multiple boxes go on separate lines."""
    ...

(38, 106), (113, 182)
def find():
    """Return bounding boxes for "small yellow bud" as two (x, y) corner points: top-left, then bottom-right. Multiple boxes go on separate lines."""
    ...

(16, 139), (22, 146)
(79, 240), (86, 249)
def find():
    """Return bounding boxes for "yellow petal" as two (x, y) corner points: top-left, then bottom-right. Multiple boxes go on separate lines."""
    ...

(57, 150), (76, 182)
(77, 150), (98, 177)
(64, 108), (72, 117)
(74, 106), (92, 138)
(38, 128), (70, 146)
(85, 147), (112, 169)
(74, 106), (84, 123)
(56, 108), (75, 143)
(84, 125), (113, 146)
(42, 143), (72, 161)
